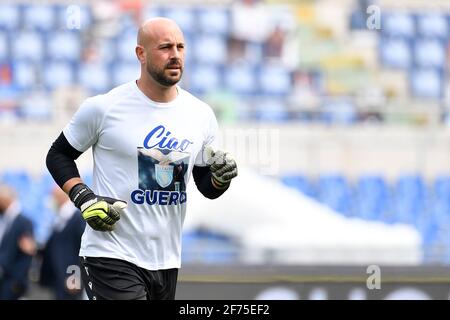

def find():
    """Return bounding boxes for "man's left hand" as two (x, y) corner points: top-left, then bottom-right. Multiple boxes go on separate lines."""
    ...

(207, 148), (238, 189)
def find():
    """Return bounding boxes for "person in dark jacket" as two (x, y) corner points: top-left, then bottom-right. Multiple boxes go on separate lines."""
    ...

(0, 184), (36, 300)
(40, 186), (85, 300)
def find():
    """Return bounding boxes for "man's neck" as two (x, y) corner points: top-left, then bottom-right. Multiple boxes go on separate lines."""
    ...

(136, 77), (178, 103)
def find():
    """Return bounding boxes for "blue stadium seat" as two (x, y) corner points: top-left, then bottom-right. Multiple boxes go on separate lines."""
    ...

(78, 63), (111, 93)
(116, 31), (138, 62)
(280, 174), (316, 198)
(142, 5), (162, 20)
(0, 170), (31, 190)
(0, 31), (8, 60)
(96, 39), (117, 64)
(320, 99), (357, 124)
(256, 99), (289, 122)
(354, 175), (390, 221)
(417, 14), (448, 39)
(224, 64), (257, 95)
(410, 68), (443, 99)
(382, 12), (415, 38)
(162, 6), (196, 35)
(12, 31), (45, 63)
(182, 229), (238, 264)
(317, 174), (352, 216)
(189, 64), (222, 94)
(43, 61), (75, 89)
(19, 90), (52, 120)
(0, 5), (20, 31)
(111, 62), (140, 86)
(392, 175), (428, 225)
(414, 38), (446, 68)
(258, 66), (292, 96)
(47, 31), (81, 62)
(192, 35), (227, 65)
(380, 37), (412, 69)
(197, 7), (229, 35)
(23, 5), (56, 32)
(434, 175), (450, 199)
(12, 61), (38, 90)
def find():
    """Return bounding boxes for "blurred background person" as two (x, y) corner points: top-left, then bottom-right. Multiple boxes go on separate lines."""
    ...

(0, 184), (36, 300)
(39, 186), (85, 300)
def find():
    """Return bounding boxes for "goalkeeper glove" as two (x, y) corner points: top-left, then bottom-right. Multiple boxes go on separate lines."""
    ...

(206, 148), (238, 189)
(69, 183), (127, 232)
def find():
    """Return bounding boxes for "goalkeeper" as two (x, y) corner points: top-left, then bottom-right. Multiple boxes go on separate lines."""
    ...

(45, 17), (237, 300)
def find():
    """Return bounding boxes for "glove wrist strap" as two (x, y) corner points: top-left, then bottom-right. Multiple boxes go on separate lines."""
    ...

(69, 183), (96, 210)
(211, 175), (229, 189)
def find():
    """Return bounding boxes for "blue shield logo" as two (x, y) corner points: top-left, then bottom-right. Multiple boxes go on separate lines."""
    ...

(155, 164), (174, 188)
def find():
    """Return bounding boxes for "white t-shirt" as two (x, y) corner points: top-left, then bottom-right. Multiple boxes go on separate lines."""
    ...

(63, 81), (218, 270)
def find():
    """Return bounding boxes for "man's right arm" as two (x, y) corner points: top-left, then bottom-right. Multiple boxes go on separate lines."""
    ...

(46, 132), (83, 192)
(46, 133), (126, 232)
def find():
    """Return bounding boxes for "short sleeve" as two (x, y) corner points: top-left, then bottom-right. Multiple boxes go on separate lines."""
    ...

(62, 97), (105, 152)
(194, 108), (220, 166)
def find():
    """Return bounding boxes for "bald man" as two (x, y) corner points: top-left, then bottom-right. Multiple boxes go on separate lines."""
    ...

(46, 18), (237, 300)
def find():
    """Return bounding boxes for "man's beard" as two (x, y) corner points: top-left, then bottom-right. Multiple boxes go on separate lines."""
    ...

(147, 62), (183, 87)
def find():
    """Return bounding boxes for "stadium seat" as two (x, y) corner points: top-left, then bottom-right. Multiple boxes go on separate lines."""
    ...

(258, 65), (292, 96)
(380, 37), (412, 69)
(410, 68), (443, 99)
(317, 174), (352, 216)
(320, 99), (357, 124)
(414, 38), (446, 69)
(23, 5), (56, 32)
(162, 6), (197, 35)
(0, 5), (20, 31)
(256, 98), (289, 122)
(354, 175), (390, 221)
(47, 31), (81, 62)
(417, 14), (448, 39)
(78, 63), (111, 93)
(224, 64), (257, 95)
(116, 31), (139, 62)
(182, 229), (239, 264)
(192, 35), (228, 65)
(197, 7), (230, 35)
(12, 61), (38, 90)
(42, 61), (75, 90)
(19, 90), (52, 120)
(11, 31), (44, 63)
(142, 4), (162, 20)
(382, 12), (415, 38)
(111, 62), (140, 86)
(189, 64), (222, 94)
(434, 175), (450, 199)
(0, 31), (8, 61)
(280, 174), (316, 198)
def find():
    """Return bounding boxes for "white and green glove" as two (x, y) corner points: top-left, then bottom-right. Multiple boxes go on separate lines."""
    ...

(69, 183), (127, 232)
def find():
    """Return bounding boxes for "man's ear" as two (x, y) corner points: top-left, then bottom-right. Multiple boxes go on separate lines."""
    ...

(136, 45), (146, 64)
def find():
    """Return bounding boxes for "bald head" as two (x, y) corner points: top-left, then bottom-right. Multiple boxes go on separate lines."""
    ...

(137, 17), (184, 47)
(135, 17), (185, 88)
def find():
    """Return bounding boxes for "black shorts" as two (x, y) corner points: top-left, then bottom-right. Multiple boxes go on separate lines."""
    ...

(79, 256), (178, 300)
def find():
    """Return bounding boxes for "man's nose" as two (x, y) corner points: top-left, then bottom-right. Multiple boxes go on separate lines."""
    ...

(170, 47), (182, 59)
